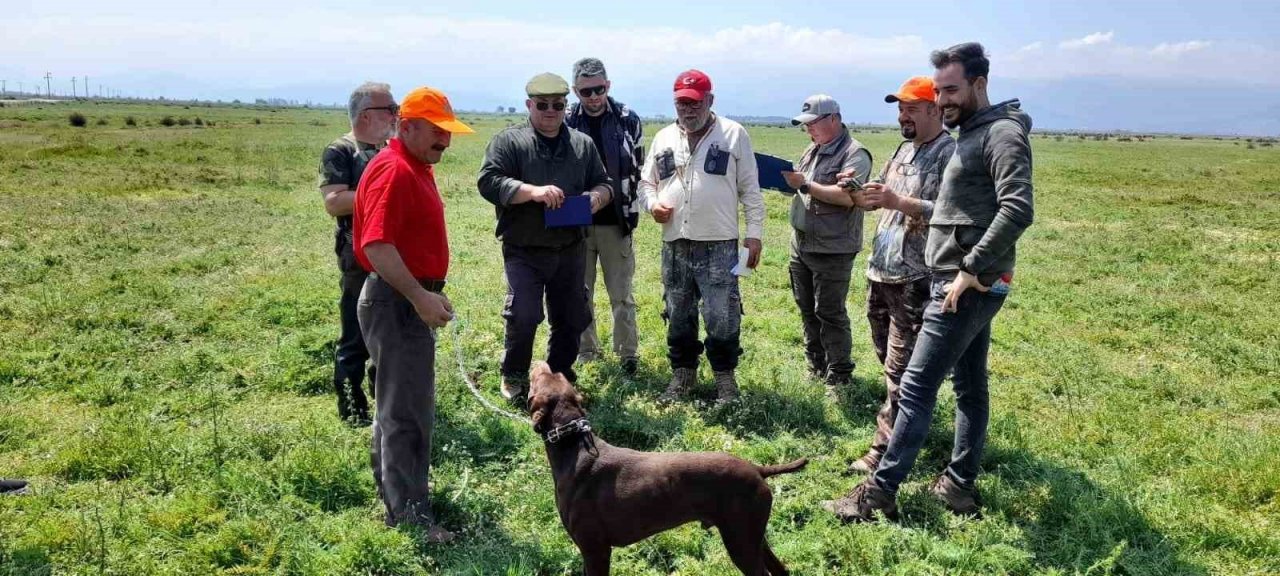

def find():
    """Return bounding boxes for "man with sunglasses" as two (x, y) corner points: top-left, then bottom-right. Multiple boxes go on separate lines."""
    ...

(564, 58), (644, 376)
(639, 69), (764, 405)
(317, 81), (398, 426)
(840, 76), (955, 476)
(780, 94), (872, 395)
(478, 72), (614, 403)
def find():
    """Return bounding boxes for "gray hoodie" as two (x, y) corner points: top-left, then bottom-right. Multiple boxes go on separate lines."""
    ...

(925, 99), (1034, 283)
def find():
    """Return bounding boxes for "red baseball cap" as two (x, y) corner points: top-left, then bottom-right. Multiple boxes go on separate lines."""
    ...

(673, 69), (712, 101)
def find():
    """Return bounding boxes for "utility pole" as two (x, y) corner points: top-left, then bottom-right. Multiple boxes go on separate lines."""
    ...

(71, 76), (78, 98)
(84, 76), (89, 99)
(44, 72), (52, 99)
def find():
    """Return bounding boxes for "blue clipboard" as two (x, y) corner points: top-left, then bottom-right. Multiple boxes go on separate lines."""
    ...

(754, 153), (797, 194)
(544, 194), (592, 228)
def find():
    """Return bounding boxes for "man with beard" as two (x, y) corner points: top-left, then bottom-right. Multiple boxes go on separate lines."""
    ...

(639, 69), (764, 405)
(842, 76), (956, 475)
(780, 94), (872, 394)
(353, 86), (474, 541)
(318, 82), (398, 426)
(564, 58), (644, 375)
(825, 42), (1034, 521)
(478, 73), (614, 403)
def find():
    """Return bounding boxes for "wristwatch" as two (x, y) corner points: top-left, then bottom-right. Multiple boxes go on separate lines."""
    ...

(798, 180), (810, 194)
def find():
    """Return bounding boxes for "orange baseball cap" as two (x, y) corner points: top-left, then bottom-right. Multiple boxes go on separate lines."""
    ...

(885, 76), (936, 104)
(399, 86), (474, 134)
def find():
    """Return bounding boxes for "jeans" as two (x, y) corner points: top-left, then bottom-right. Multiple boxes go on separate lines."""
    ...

(662, 239), (742, 372)
(872, 274), (1007, 493)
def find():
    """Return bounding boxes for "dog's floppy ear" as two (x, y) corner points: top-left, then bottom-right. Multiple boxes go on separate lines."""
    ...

(529, 394), (552, 434)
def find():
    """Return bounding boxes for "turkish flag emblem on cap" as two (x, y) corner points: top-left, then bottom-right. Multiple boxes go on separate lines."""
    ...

(673, 69), (712, 101)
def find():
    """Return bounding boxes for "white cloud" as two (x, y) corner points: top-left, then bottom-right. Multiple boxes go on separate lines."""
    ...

(1150, 40), (1212, 57)
(1060, 31), (1115, 50)
(1004, 34), (1277, 86)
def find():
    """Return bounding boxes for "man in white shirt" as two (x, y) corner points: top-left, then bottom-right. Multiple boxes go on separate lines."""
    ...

(638, 69), (764, 405)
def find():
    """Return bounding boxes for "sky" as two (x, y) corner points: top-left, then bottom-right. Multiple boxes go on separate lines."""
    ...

(4, 0), (1279, 134)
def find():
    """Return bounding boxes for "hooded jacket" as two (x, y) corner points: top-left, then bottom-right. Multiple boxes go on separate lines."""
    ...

(926, 99), (1034, 283)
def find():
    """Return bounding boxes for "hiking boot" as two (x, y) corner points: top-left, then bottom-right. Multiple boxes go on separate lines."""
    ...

(621, 357), (638, 376)
(500, 376), (528, 407)
(824, 371), (851, 400)
(930, 473), (982, 517)
(821, 480), (899, 523)
(397, 503), (459, 544)
(0, 479), (29, 495)
(658, 367), (696, 403)
(846, 451), (882, 475)
(713, 370), (740, 405)
(414, 522), (457, 544)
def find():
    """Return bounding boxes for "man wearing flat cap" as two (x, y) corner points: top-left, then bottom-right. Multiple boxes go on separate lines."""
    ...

(353, 86), (474, 541)
(781, 94), (873, 395)
(478, 72), (614, 402)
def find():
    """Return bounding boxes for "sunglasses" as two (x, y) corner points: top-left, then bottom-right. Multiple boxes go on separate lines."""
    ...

(535, 100), (567, 112)
(675, 99), (705, 110)
(802, 114), (832, 128)
(576, 85), (606, 97)
(364, 104), (399, 115)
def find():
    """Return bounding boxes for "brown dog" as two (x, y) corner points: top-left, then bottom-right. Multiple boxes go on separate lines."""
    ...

(527, 362), (807, 575)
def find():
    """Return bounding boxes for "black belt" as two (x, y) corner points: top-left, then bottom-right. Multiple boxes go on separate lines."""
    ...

(369, 273), (446, 293)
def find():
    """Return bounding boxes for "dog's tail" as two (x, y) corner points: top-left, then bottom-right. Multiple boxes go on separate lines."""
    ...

(757, 458), (808, 478)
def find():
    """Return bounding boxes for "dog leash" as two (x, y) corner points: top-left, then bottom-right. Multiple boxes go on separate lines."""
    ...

(448, 314), (532, 425)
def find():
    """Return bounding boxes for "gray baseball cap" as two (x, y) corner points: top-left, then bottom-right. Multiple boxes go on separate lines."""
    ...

(791, 94), (840, 125)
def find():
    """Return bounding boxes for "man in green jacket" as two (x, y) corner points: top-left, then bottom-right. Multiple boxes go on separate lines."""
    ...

(826, 41), (1034, 522)
(477, 73), (613, 402)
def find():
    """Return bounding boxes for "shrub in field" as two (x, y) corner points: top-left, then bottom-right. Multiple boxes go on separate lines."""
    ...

(253, 118), (262, 125)
(1247, 142), (1255, 149)
(124, 115), (137, 126)
(194, 117), (204, 126)
(178, 117), (192, 126)
(69, 112), (87, 127)
(96, 117), (109, 126)
(160, 116), (177, 127)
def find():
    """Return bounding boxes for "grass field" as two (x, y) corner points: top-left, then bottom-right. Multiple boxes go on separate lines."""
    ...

(0, 100), (1277, 575)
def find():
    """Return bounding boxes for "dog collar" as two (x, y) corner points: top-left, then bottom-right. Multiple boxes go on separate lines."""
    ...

(543, 418), (592, 444)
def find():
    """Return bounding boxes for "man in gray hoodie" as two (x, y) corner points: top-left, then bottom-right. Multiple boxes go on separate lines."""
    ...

(825, 41), (1034, 522)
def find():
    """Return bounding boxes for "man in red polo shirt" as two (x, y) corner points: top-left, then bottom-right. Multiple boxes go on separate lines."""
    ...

(353, 86), (473, 543)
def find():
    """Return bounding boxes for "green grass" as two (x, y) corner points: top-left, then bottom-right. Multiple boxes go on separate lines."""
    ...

(1, 101), (1278, 575)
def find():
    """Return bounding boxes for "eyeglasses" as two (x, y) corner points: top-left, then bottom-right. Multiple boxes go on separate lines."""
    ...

(364, 104), (399, 115)
(802, 114), (831, 128)
(675, 99), (705, 110)
(576, 85), (606, 97)
(535, 100), (567, 112)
